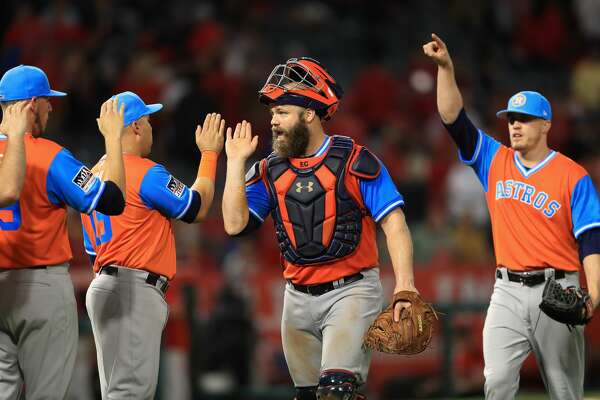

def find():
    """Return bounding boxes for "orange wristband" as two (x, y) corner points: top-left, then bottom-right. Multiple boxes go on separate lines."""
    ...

(199, 151), (218, 180)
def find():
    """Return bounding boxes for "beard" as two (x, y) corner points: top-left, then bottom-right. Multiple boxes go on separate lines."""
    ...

(271, 117), (310, 158)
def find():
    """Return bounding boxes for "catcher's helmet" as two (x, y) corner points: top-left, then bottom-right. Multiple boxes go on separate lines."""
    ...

(258, 57), (343, 120)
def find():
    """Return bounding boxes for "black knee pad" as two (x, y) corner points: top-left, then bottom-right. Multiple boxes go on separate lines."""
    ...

(316, 370), (358, 400)
(295, 386), (317, 400)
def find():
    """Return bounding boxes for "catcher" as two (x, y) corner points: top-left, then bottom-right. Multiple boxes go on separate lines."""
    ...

(222, 57), (432, 400)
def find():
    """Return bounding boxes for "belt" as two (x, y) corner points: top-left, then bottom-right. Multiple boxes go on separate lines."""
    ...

(291, 272), (364, 296)
(99, 266), (169, 294)
(496, 268), (565, 287)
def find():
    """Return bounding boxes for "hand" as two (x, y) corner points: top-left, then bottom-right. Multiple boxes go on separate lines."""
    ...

(96, 98), (125, 141)
(423, 33), (453, 69)
(196, 113), (225, 153)
(2, 100), (34, 138)
(225, 120), (259, 162)
(393, 285), (419, 322)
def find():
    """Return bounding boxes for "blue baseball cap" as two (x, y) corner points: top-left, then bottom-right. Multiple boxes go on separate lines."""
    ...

(496, 91), (552, 120)
(112, 91), (163, 127)
(0, 65), (67, 101)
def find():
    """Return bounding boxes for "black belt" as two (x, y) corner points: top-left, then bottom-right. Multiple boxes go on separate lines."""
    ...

(496, 268), (565, 287)
(292, 272), (364, 296)
(99, 266), (169, 294)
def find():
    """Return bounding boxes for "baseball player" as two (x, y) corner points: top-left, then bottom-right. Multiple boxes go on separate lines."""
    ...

(0, 100), (32, 207)
(222, 57), (419, 400)
(424, 33), (600, 399)
(0, 65), (126, 399)
(80, 91), (224, 399)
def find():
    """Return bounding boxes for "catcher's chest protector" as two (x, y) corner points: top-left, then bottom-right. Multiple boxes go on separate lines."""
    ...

(265, 135), (365, 265)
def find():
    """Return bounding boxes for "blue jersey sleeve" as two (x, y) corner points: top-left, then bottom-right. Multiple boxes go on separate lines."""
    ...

(571, 175), (600, 238)
(246, 180), (273, 223)
(46, 149), (106, 214)
(458, 129), (502, 192)
(139, 164), (193, 219)
(360, 160), (405, 223)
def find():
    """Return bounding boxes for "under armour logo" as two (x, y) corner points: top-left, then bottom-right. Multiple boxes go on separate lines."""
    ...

(296, 182), (314, 193)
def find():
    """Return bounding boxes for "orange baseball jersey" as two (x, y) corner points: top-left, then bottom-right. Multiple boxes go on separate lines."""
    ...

(245, 136), (405, 285)
(460, 130), (600, 271)
(0, 133), (106, 268)
(81, 154), (194, 280)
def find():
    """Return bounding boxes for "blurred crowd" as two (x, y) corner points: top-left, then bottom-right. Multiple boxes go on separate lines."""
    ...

(2, 0), (600, 398)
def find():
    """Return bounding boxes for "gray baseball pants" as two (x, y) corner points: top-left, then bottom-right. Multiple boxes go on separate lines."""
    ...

(281, 267), (383, 387)
(484, 267), (585, 400)
(86, 266), (168, 400)
(0, 264), (77, 400)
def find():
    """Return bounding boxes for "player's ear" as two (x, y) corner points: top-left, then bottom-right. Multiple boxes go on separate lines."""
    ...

(542, 120), (551, 135)
(303, 108), (316, 123)
(131, 120), (141, 136)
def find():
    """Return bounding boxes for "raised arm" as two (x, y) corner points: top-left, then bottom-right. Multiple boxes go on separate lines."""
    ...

(222, 121), (259, 235)
(189, 113), (225, 222)
(96, 98), (126, 193)
(423, 33), (464, 124)
(0, 101), (33, 207)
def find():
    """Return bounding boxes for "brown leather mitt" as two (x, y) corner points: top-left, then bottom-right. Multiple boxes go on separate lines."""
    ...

(363, 291), (437, 355)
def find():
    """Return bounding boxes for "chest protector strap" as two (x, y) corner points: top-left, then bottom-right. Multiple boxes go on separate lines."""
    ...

(266, 135), (365, 265)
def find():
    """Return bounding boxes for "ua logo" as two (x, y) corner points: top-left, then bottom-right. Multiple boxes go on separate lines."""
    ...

(296, 181), (314, 193)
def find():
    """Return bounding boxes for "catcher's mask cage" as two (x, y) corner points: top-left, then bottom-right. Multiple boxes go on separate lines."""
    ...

(258, 57), (343, 120)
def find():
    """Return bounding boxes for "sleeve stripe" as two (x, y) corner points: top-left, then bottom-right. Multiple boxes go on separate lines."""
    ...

(86, 180), (106, 214)
(374, 199), (405, 222)
(458, 129), (483, 166)
(575, 222), (600, 239)
(175, 189), (193, 220)
(85, 249), (97, 256)
(249, 207), (265, 223)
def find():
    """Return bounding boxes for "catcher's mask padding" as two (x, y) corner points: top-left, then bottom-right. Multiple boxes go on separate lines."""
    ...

(295, 386), (317, 400)
(316, 370), (358, 400)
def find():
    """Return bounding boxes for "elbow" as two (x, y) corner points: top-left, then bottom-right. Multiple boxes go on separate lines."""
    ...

(223, 220), (245, 236)
(99, 193), (125, 215)
(0, 188), (20, 207)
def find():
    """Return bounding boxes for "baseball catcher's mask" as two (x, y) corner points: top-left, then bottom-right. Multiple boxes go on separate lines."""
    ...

(259, 57), (343, 120)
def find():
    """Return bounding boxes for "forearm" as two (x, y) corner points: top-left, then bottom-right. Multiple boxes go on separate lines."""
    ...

(101, 137), (125, 193)
(0, 135), (26, 206)
(583, 254), (600, 309)
(222, 158), (250, 235)
(380, 209), (416, 292)
(190, 177), (214, 222)
(437, 64), (464, 124)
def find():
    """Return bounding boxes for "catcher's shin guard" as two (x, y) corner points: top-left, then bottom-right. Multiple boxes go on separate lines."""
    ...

(295, 386), (317, 400)
(316, 370), (360, 400)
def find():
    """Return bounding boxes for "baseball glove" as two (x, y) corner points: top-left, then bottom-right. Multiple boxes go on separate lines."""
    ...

(539, 278), (594, 327)
(363, 291), (437, 355)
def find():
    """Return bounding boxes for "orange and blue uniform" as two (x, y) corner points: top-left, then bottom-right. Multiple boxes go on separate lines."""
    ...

(0, 133), (106, 267)
(445, 103), (600, 400)
(459, 127), (600, 271)
(244, 135), (404, 284)
(81, 154), (195, 280)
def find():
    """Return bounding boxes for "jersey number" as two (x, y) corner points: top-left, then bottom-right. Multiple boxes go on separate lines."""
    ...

(88, 211), (113, 245)
(0, 202), (22, 230)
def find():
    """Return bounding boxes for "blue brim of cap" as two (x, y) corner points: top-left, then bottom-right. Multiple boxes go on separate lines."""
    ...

(496, 109), (542, 118)
(146, 104), (163, 114)
(48, 89), (67, 97)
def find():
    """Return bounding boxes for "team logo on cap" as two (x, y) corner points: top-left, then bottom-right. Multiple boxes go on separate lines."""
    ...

(511, 93), (527, 107)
